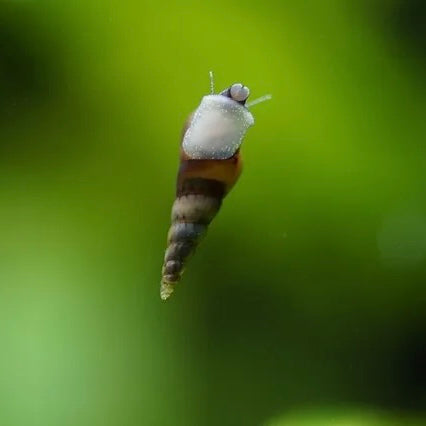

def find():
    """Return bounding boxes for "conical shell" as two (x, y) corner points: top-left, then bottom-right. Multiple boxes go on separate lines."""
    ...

(161, 181), (223, 300)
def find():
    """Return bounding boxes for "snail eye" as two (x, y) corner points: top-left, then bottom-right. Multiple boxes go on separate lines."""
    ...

(229, 83), (250, 102)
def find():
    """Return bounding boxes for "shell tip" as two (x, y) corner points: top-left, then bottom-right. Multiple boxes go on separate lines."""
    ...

(160, 282), (175, 301)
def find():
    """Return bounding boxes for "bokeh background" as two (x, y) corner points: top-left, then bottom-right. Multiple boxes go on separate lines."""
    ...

(0, 0), (425, 425)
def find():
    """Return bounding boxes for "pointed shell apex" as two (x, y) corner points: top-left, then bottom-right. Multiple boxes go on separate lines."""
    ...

(160, 282), (175, 300)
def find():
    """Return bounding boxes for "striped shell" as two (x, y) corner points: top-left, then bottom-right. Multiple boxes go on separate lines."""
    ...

(161, 83), (254, 300)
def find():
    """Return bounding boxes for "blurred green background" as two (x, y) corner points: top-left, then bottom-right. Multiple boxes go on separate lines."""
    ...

(0, 0), (425, 425)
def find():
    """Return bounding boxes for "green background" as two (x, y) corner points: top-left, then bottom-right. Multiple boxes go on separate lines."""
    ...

(0, 0), (425, 425)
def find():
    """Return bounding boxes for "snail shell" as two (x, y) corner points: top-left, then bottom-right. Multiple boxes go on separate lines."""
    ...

(161, 83), (254, 300)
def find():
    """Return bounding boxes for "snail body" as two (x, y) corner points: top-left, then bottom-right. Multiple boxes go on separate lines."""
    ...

(161, 79), (268, 300)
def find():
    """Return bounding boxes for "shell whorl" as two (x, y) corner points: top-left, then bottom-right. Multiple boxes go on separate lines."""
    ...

(160, 178), (225, 300)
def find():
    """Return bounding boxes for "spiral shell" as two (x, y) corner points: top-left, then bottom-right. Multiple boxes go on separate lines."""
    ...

(160, 152), (243, 300)
(161, 80), (257, 300)
(161, 180), (224, 300)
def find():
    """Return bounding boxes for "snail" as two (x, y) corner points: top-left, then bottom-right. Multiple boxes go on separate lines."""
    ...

(161, 72), (270, 300)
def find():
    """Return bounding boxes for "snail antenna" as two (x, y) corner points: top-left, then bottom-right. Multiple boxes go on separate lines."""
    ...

(209, 71), (215, 94)
(246, 94), (272, 108)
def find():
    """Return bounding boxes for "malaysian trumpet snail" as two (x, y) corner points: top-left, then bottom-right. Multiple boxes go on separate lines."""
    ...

(160, 73), (270, 300)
